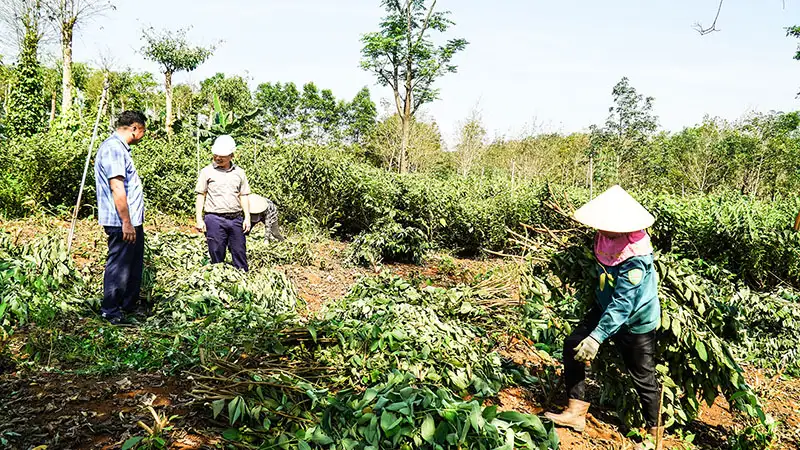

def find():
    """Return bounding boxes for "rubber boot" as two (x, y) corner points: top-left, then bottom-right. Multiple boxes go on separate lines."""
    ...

(269, 220), (285, 242)
(634, 426), (664, 450)
(543, 399), (591, 432)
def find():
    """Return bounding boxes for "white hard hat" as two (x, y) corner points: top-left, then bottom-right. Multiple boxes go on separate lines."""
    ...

(572, 185), (655, 233)
(211, 135), (236, 156)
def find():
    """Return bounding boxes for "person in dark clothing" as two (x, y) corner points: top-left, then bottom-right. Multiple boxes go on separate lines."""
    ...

(194, 135), (251, 271)
(94, 111), (148, 325)
(544, 185), (663, 450)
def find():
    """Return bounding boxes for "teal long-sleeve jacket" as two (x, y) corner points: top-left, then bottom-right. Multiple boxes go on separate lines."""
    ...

(589, 253), (661, 344)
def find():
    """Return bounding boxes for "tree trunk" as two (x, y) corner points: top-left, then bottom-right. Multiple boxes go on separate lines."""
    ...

(399, 0), (414, 174)
(400, 114), (410, 173)
(165, 70), (173, 134)
(49, 90), (56, 124)
(60, 20), (75, 114)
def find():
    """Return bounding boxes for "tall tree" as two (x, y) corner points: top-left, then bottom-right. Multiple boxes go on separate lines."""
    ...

(254, 81), (300, 140)
(43, 0), (113, 115)
(200, 72), (253, 116)
(5, 0), (44, 137)
(298, 82), (321, 143)
(141, 27), (213, 133)
(786, 26), (800, 96)
(360, 0), (468, 173)
(0, 0), (50, 51)
(601, 77), (658, 185)
(663, 118), (732, 194)
(455, 107), (486, 177)
(347, 86), (377, 145)
(370, 112), (442, 172)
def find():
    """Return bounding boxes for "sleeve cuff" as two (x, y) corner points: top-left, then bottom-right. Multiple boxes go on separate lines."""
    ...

(589, 329), (608, 344)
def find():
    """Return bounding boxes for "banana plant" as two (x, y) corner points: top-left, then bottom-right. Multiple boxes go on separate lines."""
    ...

(199, 93), (262, 142)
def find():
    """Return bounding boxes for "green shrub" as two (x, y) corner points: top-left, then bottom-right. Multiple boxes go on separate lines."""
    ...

(346, 220), (428, 266)
(0, 130), (89, 216)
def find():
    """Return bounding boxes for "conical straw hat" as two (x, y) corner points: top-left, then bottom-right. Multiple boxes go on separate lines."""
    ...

(572, 185), (655, 233)
(249, 194), (270, 214)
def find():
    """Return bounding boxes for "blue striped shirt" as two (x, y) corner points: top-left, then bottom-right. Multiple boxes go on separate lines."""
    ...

(94, 133), (145, 227)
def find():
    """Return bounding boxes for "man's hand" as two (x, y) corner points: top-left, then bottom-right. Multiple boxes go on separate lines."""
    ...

(122, 221), (136, 243)
(196, 219), (206, 233)
(242, 215), (251, 233)
(574, 336), (600, 363)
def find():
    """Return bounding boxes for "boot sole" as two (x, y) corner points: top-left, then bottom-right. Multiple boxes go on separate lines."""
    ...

(543, 414), (586, 433)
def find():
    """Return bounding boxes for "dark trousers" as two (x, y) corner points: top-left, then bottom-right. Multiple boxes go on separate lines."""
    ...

(204, 214), (248, 271)
(102, 225), (145, 319)
(563, 307), (661, 427)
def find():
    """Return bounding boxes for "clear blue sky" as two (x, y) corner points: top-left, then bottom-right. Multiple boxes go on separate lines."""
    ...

(62, 0), (800, 146)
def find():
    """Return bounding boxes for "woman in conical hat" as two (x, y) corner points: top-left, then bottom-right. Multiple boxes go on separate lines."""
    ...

(544, 185), (663, 450)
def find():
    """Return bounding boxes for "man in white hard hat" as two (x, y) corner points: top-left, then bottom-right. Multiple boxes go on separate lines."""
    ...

(195, 135), (252, 271)
(544, 185), (663, 450)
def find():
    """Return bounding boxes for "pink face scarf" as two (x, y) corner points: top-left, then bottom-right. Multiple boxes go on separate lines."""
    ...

(594, 230), (653, 267)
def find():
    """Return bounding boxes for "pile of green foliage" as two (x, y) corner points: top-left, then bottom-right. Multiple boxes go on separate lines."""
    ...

(189, 273), (560, 449)
(730, 287), (800, 377)
(2, 231), (306, 373)
(317, 275), (506, 396)
(0, 233), (89, 337)
(318, 371), (559, 450)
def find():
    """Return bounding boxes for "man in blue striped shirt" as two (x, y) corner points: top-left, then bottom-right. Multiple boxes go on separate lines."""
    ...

(94, 111), (147, 325)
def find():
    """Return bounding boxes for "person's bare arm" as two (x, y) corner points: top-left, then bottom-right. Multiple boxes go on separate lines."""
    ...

(195, 194), (206, 232)
(109, 177), (135, 243)
(240, 195), (251, 233)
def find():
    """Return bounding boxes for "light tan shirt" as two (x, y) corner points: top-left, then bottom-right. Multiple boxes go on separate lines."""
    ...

(195, 163), (251, 213)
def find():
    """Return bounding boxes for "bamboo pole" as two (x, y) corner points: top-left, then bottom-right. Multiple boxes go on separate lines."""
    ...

(196, 113), (201, 174)
(67, 74), (109, 254)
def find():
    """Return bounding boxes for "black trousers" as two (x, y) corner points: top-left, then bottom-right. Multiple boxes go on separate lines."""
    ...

(102, 225), (145, 319)
(563, 307), (661, 427)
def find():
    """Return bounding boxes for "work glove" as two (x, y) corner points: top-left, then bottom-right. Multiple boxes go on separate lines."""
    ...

(574, 336), (600, 363)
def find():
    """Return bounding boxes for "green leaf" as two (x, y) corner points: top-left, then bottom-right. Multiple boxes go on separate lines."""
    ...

(671, 319), (682, 338)
(380, 411), (401, 432)
(229, 396), (244, 425)
(482, 405), (498, 422)
(298, 440), (312, 450)
(121, 436), (143, 450)
(310, 427), (334, 445)
(695, 340), (708, 362)
(365, 414), (380, 444)
(496, 411), (529, 424)
(421, 414), (436, 444)
(222, 428), (242, 441)
(212, 399), (225, 419)
(525, 414), (547, 437)
(469, 402), (484, 431)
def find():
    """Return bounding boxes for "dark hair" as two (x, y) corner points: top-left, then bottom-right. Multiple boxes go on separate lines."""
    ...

(115, 111), (147, 129)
